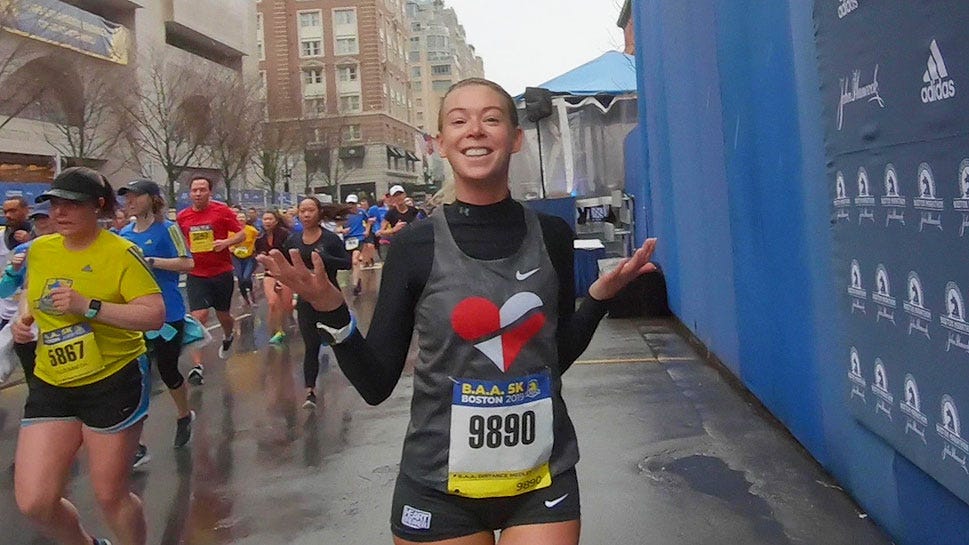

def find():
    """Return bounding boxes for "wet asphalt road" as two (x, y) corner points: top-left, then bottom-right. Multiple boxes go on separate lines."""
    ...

(0, 267), (894, 544)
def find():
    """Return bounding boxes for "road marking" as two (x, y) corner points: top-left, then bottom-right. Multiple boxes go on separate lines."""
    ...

(205, 313), (252, 331)
(572, 356), (695, 365)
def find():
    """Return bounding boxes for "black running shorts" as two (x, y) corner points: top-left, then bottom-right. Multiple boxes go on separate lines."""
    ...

(390, 468), (581, 542)
(22, 356), (150, 433)
(186, 271), (234, 312)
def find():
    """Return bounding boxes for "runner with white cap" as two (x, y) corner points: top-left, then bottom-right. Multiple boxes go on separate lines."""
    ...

(342, 193), (370, 296)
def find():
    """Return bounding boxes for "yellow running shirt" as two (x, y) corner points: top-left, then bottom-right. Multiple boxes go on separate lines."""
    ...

(229, 224), (259, 259)
(26, 230), (161, 387)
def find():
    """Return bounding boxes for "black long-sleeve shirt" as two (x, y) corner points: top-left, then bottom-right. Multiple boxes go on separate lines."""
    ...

(317, 197), (609, 405)
(282, 228), (351, 287)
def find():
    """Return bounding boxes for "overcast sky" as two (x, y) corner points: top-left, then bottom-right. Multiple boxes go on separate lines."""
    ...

(444, 0), (627, 97)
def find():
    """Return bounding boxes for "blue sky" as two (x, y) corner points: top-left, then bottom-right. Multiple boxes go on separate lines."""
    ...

(444, 0), (626, 96)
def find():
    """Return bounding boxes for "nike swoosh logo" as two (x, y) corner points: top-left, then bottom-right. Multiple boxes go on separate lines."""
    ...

(544, 494), (568, 508)
(516, 268), (540, 281)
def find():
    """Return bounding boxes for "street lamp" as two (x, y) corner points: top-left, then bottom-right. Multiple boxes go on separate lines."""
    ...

(282, 163), (293, 206)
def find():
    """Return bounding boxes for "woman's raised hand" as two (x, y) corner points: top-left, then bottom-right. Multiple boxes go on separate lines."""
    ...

(588, 238), (658, 301)
(256, 249), (346, 311)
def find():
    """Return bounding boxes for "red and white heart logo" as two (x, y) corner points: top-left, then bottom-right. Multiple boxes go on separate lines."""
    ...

(451, 292), (546, 372)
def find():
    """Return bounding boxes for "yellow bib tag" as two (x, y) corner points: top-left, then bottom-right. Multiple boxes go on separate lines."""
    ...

(189, 226), (215, 253)
(38, 323), (104, 385)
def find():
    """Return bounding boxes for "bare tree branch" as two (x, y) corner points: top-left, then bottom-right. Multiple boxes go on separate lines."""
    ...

(121, 55), (215, 203)
(42, 64), (130, 168)
(208, 73), (263, 205)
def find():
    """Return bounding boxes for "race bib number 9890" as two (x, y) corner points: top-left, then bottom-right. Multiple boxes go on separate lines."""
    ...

(448, 372), (554, 498)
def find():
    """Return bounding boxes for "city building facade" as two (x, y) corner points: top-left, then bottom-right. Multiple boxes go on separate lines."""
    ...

(0, 0), (259, 198)
(404, 0), (483, 135)
(258, 0), (423, 201)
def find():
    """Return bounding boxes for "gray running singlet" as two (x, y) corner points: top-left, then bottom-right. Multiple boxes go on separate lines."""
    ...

(404, 207), (579, 498)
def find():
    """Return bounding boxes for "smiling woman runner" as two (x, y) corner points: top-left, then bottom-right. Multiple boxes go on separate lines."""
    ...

(259, 78), (657, 545)
(11, 167), (165, 545)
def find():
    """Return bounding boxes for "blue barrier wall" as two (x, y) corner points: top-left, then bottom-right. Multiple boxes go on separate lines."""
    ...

(631, 1), (969, 543)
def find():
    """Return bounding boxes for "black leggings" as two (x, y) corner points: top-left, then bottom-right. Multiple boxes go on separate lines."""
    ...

(147, 320), (186, 390)
(296, 299), (327, 389)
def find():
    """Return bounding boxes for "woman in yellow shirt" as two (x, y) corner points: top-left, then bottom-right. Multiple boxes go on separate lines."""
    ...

(11, 167), (164, 545)
(229, 210), (260, 305)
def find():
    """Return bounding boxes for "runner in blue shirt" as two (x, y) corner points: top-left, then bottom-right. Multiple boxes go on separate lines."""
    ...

(342, 194), (371, 296)
(118, 180), (197, 456)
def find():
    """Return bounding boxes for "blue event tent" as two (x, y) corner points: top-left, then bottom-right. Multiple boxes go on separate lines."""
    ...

(510, 51), (639, 202)
(518, 51), (637, 97)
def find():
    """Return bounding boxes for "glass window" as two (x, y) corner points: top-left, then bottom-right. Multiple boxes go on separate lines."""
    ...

(427, 35), (448, 50)
(299, 11), (321, 28)
(337, 65), (358, 82)
(335, 36), (359, 55)
(431, 80), (451, 93)
(409, 36), (420, 51)
(300, 40), (321, 57)
(411, 21), (421, 32)
(333, 8), (356, 25)
(303, 68), (323, 85)
(408, 50), (421, 62)
(339, 94), (361, 112)
(431, 64), (451, 76)
(411, 66), (421, 78)
(342, 124), (361, 141)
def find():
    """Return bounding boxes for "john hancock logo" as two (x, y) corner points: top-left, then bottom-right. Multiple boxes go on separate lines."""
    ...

(900, 374), (927, 444)
(872, 264), (896, 324)
(838, 65), (884, 131)
(848, 346), (866, 403)
(936, 395), (969, 474)
(847, 259), (867, 314)
(881, 163), (906, 226)
(940, 281), (969, 353)
(871, 358), (893, 421)
(903, 271), (931, 339)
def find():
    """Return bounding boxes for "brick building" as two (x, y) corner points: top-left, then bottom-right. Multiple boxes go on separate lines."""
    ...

(257, 0), (423, 201)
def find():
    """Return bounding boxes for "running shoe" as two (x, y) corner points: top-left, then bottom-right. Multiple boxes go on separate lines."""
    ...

(187, 365), (204, 386)
(218, 333), (234, 359)
(92, 539), (113, 545)
(302, 391), (317, 410)
(268, 331), (286, 344)
(132, 444), (151, 469)
(174, 410), (196, 448)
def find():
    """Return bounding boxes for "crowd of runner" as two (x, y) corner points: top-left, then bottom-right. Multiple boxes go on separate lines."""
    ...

(0, 77), (656, 545)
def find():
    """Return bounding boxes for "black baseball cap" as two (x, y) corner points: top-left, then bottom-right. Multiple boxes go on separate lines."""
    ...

(28, 201), (51, 218)
(35, 167), (109, 203)
(117, 179), (161, 197)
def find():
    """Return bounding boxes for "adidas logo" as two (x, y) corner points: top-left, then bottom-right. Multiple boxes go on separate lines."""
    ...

(837, 0), (858, 19)
(921, 39), (956, 103)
